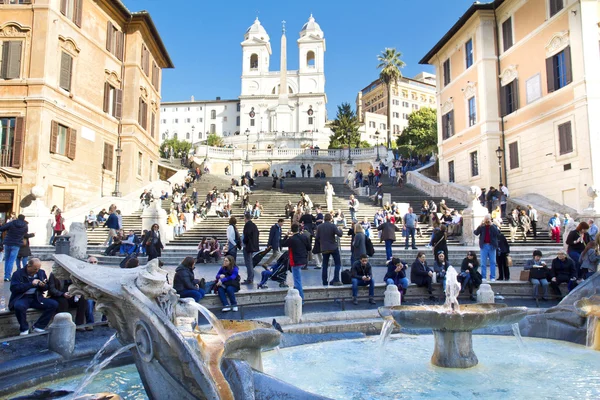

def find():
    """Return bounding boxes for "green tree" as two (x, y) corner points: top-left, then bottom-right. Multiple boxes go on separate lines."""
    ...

(207, 133), (224, 147)
(377, 48), (406, 148)
(159, 138), (192, 158)
(396, 107), (438, 156)
(328, 103), (362, 149)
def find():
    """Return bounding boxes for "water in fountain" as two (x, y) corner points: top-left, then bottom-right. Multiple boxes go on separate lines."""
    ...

(188, 302), (227, 342)
(70, 343), (135, 399)
(378, 318), (395, 349)
(511, 323), (525, 349)
(85, 333), (117, 374)
(443, 266), (460, 311)
(587, 316), (598, 348)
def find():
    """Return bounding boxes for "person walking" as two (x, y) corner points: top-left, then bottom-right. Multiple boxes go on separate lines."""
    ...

(324, 181), (335, 212)
(262, 219), (284, 267)
(377, 216), (401, 261)
(348, 195), (359, 224)
(103, 205), (119, 246)
(403, 207), (418, 250)
(281, 223), (311, 300)
(242, 213), (259, 284)
(351, 223), (367, 265)
(315, 213), (343, 286)
(143, 224), (163, 261)
(51, 209), (65, 246)
(527, 205), (538, 239)
(1, 214), (30, 281)
(226, 217), (241, 261)
(374, 182), (384, 207)
(473, 215), (501, 282)
(548, 213), (561, 243)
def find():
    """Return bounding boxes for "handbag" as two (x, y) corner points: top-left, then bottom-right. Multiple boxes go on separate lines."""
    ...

(519, 270), (530, 281)
(312, 239), (321, 254)
(506, 255), (513, 267)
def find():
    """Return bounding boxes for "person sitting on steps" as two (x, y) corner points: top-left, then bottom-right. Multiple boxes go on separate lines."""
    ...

(350, 254), (376, 305)
(410, 252), (436, 301)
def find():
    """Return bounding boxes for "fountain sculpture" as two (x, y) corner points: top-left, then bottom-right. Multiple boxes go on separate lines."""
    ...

(52, 254), (328, 400)
(575, 295), (600, 350)
(378, 267), (528, 368)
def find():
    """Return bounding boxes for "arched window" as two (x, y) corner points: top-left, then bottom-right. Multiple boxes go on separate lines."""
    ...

(198, 132), (201, 139)
(307, 51), (315, 68)
(186, 132), (190, 139)
(210, 110), (216, 119)
(250, 54), (258, 70)
(271, 85), (294, 94)
(210, 124), (216, 134)
(173, 132), (178, 139)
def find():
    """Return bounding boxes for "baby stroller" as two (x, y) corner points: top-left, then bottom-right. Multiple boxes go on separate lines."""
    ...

(257, 251), (290, 289)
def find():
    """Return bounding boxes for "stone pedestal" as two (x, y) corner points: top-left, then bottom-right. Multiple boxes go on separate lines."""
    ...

(461, 207), (488, 246)
(48, 312), (76, 358)
(431, 330), (478, 368)
(21, 186), (52, 246)
(142, 201), (170, 244)
(284, 288), (302, 324)
(67, 222), (88, 260)
(384, 285), (401, 307)
(477, 283), (495, 304)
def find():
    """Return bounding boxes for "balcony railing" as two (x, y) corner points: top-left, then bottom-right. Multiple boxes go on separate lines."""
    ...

(196, 145), (384, 162)
(0, 145), (14, 167)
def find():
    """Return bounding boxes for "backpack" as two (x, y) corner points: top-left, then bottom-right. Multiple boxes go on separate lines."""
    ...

(234, 227), (242, 250)
(341, 269), (352, 285)
(365, 237), (375, 257)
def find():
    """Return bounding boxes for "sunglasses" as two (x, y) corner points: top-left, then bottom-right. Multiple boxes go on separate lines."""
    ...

(89, 261), (98, 264)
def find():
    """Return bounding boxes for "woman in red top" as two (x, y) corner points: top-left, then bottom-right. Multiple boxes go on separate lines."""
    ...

(52, 209), (65, 245)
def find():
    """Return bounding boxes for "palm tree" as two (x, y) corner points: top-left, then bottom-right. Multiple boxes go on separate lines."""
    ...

(377, 48), (406, 148)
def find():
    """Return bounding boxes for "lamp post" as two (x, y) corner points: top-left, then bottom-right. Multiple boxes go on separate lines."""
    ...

(375, 130), (381, 162)
(245, 128), (250, 163)
(346, 128), (353, 165)
(112, 144), (122, 197)
(495, 146), (504, 187)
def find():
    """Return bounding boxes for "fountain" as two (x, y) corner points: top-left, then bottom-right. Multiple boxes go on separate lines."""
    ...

(574, 295), (600, 350)
(378, 267), (528, 368)
(52, 254), (328, 400)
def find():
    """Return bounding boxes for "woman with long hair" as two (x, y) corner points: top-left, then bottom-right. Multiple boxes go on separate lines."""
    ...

(351, 223), (366, 266)
(215, 255), (240, 312)
(431, 224), (448, 260)
(51, 209), (65, 246)
(566, 221), (590, 278)
(143, 223), (163, 261)
(173, 257), (205, 302)
(410, 252), (435, 300)
(459, 251), (482, 301)
(579, 235), (600, 280)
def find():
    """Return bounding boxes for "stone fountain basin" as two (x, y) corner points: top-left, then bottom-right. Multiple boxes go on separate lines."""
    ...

(378, 304), (528, 331)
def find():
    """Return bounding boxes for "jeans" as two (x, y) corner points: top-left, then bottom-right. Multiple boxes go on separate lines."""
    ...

(179, 288), (205, 302)
(253, 210), (261, 219)
(120, 244), (136, 255)
(217, 285), (238, 306)
(4, 245), (20, 280)
(292, 265), (304, 300)
(480, 243), (496, 280)
(16, 256), (28, 270)
(86, 300), (96, 323)
(384, 239), (393, 260)
(350, 209), (357, 223)
(352, 278), (375, 297)
(243, 250), (254, 282)
(461, 274), (473, 294)
(322, 249), (342, 285)
(13, 295), (59, 332)
(567, 250), (583, 278)
(386, 277), (409, 290)
(530, 278), (549, 298)
(404, 227), (416, 249)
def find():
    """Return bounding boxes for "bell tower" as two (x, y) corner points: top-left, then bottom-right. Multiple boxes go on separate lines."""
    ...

(241, 18), (271, 78)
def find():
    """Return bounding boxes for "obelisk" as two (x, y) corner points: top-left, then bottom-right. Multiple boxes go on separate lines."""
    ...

(275, 20), (292, 132)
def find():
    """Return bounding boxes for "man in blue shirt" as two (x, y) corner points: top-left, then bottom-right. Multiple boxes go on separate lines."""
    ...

(103, 205), (119, 246)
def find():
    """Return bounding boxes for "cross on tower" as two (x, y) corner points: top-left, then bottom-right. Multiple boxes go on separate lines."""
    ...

(282, 20), (286, 34)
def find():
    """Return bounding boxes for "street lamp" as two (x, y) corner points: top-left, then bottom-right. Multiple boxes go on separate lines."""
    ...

(346, 128), (353, 165)
(245, 128), (250, 163)
(495, 146), (504, 187)
(375, 130), (381, 162)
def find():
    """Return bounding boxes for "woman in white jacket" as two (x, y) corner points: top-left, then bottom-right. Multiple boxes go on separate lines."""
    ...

(324, 181), (335, 212)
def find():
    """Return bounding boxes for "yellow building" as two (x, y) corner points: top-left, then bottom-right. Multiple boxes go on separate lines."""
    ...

(356, 73), (436, 144)
(420, 0), (600, 212)
(0, 0), (173, 217)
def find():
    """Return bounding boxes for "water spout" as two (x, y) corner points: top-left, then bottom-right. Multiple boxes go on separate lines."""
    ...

(379, 318), (395, 349)
(188, 301), (227, 342)
(443, 266), (460, 312)
(511, 323), (525, 349)
(85, 333), (117, 374)
(587, 316), (598, 349)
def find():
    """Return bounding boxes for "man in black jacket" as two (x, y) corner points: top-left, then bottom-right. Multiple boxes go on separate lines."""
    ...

(173, 257), (205, 302)
(315, 214), (343, 286)
(374, 182), (384, 206)
(242, 213), (260, 284)
(9, 258), (58, 335)
(1, 214), (29, 281)
(281, 223), (310, 299)
(262, 219), (284, 268)
(350, 254), (376, 305)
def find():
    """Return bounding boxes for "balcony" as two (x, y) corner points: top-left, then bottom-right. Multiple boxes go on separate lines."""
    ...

(0, 146), (14, 168)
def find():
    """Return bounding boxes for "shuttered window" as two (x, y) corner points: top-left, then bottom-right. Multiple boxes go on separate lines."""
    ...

(558, 121), (573, 155)
(50, 121), (76, 160)
(470, 151), (479, 177)
(0, 41), (22, 79)
(443, 59), (451, 86)
(442, 110), (454, 139)
(502, 18), (513, 51)
(60, 0), (83, 27)
(0, 117), (25, 168)
(103, 142), (114, 171)
(150, 112), (156, 138)
(138, 97), (148, 130)
(509, 141), (520, 169)
(103, 82), (123, 118)
(500, 79), (519, 117)
(151, 62), (159, 88)
(105, 21), (124, 61)
(141, 45), (150, 76)
(59, 52), (73, 92)
(546, 46), (572, 93)
(549, 0), (563, 17)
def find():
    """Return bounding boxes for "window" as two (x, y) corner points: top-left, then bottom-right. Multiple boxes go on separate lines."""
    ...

(448, 161), (455, 183)
(250, 53), (258, 69)
(59, 52), (73, 92)
(185, 118), (191, 123)
(137, 152), (142, 176)
(508, 142), (519, 169)
(151, 112), (156, 138)
(392, 112), (399, 118)
(558, 121), (573, 155)
(0, 116), (25, 168)
(465, 39), (473, 68)
(186, 132), (190, 140)
(0, 41), (23, 79)
(250, 119), (255, 127)
(60, 0), (83, 27)
(50, 121), (76, 160)
(149, 160), (153, 181)
(470, 151), (479, 177)
(403, 113), (408, 120)
(369, 121), (376, 128)
(161, 119), (166, 124)
(138, 97), (148, 130)
(501, 80), (519, 116)
(237, 103), (241, 112)
(412, 104), (419, 110)
(443, 59), (451, 86)
(197, 118), (203, 123)
(210, 124), (216, 133)
(546, 46), (572, 92)
(468, 97), (476, 126)
(223, 116), (228, 122)
(549, 0), (563, 17)
(103, 82), (123, 119)
(198, 132), (201, 139)
(210, 110), (216, 119)
(5, 0), (33, 3)
(105, 22), (124, 61)
(152, 62), (159, 88)
(442, 110), (454, 139)
(236, 116), (240, 126)
(380, 123), (386, 130)
(307, 50), (315, 67)
(141, 45), (150, 76)
(393, 124), (400, 134)
(173, 119), (178, 123)
(402, 101), (409, 108)
(308, 117), (314, 125)
(502, 18), (513, 51)
(103, 143), (114, 171)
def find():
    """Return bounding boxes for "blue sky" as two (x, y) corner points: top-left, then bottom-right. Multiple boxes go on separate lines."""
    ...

(123, 0), (476, 116)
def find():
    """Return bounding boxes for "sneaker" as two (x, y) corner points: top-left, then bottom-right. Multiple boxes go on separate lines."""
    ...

(314, 266), (321, 269)
(331, 281), (343, 286)
(242, 280), (253, 285)
(352, 297), (358, 305)
(482, 278), (487, 283)
(368, 297), (376, 304)
(19, 330), (29, 336)
(232, 306), (239, 312)
(221, 307), (232, 312)
(425, 245), (432, 249)
(3, 278), (9, 282)
(490, 278), (496, 282)
(32, 327), (45, 333)
(470, 295), (476, 301)
(279, 283), (289, 288)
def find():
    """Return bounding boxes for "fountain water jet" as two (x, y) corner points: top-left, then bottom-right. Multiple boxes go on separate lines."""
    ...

(379, 266), (528, 368)
(575, 295), (600, 350)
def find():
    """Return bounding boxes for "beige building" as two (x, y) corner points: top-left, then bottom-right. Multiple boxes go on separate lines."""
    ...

(0, 0), (173, 218)
(420, 0), (600, 212)
(356, 73), (436, 144)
